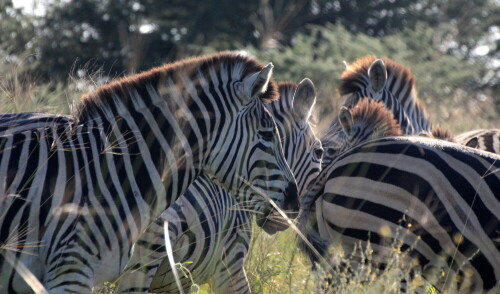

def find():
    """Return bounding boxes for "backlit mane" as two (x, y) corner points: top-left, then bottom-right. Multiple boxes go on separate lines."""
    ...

(430, 126), (454, 141)
(74, 52), (278, 120)
(277, 81), (298, 101)
(321, 99), (401, 148)
(340, 56), (414, 95)
(340, 56), (429, 126)
(350, 99), (402, 137)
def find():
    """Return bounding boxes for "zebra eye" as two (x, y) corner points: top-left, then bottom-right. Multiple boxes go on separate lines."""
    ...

(314, 148), (324, 159)
(259, 130), (274, 141)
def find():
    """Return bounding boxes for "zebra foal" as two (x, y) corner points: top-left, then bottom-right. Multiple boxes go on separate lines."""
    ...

(320, 99), (402, 164)
(116, 79), (323, 293)
(0, 52), (299, 293)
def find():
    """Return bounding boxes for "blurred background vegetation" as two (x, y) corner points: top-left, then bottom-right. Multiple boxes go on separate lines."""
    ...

(1, 0), (499, 132)
(0, 1), (499, 292)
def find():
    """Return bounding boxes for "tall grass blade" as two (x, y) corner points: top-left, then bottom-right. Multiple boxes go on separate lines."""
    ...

(1, 250), (48, 294)
(163, 220), (185, 294)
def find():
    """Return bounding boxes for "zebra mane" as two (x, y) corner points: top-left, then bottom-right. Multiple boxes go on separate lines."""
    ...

(430, 125), (455, 142)
(340, 56), (414, 94)
(348, 99), (402, 136)
(342, 56), (428, 107)
(321, 99), (401, 147)
(262, 82), (296, 121)
(277, 81), (297, 99)
(74, 52), (278, 120)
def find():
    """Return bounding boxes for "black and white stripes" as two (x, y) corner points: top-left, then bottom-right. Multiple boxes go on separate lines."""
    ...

(116, 79), (323, 293)
(300, 136), (500, 292)
(0, 52), (299, 293)
(339, 56), (432, 135)
(455, 129), (500, 154)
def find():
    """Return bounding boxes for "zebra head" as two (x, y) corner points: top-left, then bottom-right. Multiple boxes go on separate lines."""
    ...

(321, 99), (402, 167)
(204, 54), (299, 231)
(454, 129), (500, 154)
(341, 57), (388, 109)
(259, 79), (323, 234)
(271, 79), (323, 195)
(340, 56), (427, 135)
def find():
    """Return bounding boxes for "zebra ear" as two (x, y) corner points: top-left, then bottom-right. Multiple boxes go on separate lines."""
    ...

(368, 59), (387, 93)
(465, 137), (478, 148)
(243, 63), (274, 100)
(292, 78), (316, 121)
(338, 106), (354, 136)
(343, 95), (360, 109)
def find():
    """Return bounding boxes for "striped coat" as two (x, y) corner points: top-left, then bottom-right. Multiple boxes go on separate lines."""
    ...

(300, 137), (500, 293)
(117, 79), (323, 293)
(455, 129), (500, 154)
(0, 52), (298, 293)
(339, 56), (432, 135)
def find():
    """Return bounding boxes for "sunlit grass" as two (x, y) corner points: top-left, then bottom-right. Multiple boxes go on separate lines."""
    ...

(245, 224), (318, 294)
(1, 56), (496, 294)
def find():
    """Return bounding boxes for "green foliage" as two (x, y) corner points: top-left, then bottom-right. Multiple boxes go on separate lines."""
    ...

(4, 0), (498, 87)
(245, 225), (317, 294)
(250, 23), (498, 132)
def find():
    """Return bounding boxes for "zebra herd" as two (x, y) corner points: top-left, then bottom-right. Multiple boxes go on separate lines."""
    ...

(0, 52), (498, 293)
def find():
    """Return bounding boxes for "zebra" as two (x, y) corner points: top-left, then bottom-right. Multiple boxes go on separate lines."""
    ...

(320, 99), (402, 166)
(299, 136), (500, 293)
(339, 56), (432, 135)
(115, 79), (323, 293)
(455, 129), (500, 154)
(0, 52), (300, 293)
(341, 56), (499, 156)
(0, 113), (75, 135)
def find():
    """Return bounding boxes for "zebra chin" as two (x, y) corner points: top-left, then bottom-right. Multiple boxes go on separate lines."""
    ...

(257, 214), (291, 235)
(256, 207), (298, 235)
(257, 180), (299, 235)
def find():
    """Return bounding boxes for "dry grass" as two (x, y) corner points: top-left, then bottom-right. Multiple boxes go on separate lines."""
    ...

(0, 55), (496, 294)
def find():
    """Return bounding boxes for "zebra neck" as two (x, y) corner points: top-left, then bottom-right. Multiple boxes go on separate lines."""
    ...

(78, 83), (215, 224)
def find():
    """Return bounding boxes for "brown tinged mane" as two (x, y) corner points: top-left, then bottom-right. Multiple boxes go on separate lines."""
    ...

(277, 81), (298, 94)
(431, 126), (455, 142)
(340, 56), (415, 96)
(340, 56), (430, 124)
(74, 51), (279, 120)
(351, 99), (402, 137)
(276, 81), (298, 105)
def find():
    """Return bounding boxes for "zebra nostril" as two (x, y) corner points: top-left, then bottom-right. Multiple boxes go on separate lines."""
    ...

(285, 183), (299, 214)
(315, 148), (324, 159)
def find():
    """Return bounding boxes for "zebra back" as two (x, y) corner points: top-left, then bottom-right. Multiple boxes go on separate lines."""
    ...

(340, 56), (432, 135)
(0, 112), (75, 135)
(302, 136), (500, 292)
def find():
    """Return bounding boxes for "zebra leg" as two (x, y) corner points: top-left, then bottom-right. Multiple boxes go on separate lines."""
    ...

(212, 251), (251, 294)
(42, 242), (95, 293)
(212, 228), (252, 294)
(116, 220), (166, 293)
